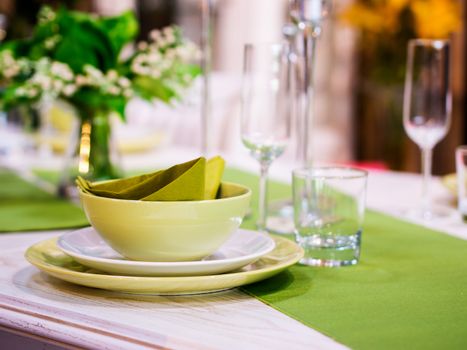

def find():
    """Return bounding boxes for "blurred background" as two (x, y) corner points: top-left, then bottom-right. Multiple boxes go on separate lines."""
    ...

(0, 0), (465, 175)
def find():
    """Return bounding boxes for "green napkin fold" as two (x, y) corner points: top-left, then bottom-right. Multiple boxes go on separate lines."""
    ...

(77, 156), (225, 201)
(205, 156), (225, 199)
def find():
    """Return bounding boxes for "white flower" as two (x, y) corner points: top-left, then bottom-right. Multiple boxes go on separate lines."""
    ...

(44, 35), (61, 50)
(1, 51), (14, 65)
(159, 60), (172, 71)
(17, 59), (32, 74)
(137, 41), (148, 51)
(147, 52), (162, 63)
(63, 84), (77, 96)
(151, 69), (161, 79)
(27, 88), (39, 98)
(15, 87), (27, 97)
(52, 80), (64, 92)
(163, 27), (174, 37)
(107, 70), (118, 81)
(174, 44), (200, 62)
(131, 61), (149, 75)
(155, 37), (167, 48)
(3, 67), (19, 79)
(84, 65), (103, 80)
(0, 51), (26, 79)
(163, 27), (176, 45)
(118, 77), (131, 88)
(133, 55), (146, 66)
(149, 29), (161, 41)
(38, 7), (56, 24)
(165, 49), (176, 60)
(166, 33), (176, 45)
(35, 58), (50, 72)
(75, 75), (88, 86)
(107, 86), (120, 95)
(50, 62), (73, 81)
(123, 89), (133, 98)
(182, 42), (202, 61)
(35, 75), (52, 90)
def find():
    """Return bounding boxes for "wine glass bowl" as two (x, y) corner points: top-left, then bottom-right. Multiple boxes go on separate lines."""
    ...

(403, 39), (451, 219)
(289, 0), (331, 30)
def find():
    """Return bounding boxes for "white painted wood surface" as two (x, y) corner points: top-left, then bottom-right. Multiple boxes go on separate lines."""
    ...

(1, 147), (465, 349)
(0, 231), (346, 350)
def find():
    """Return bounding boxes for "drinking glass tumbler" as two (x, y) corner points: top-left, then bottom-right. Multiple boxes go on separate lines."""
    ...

(293, 167), (368, 267)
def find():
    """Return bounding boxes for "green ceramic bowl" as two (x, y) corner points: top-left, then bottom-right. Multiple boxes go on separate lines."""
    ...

(79, 182), (251, 262)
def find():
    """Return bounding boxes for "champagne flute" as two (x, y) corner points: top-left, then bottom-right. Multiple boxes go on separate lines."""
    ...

(403, 39), (451, 219)
(267, 0), (332, 234)
(241, 43), (292, 232)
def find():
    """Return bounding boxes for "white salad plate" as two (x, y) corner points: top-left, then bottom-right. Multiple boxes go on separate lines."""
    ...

(57, 227), (276, 277)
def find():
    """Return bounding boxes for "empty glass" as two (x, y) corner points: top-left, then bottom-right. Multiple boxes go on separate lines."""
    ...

(293, 167), (367, 267)
(403, 39), (451, 220)
(241, 43), (292, 232)
(266, 0), (332, 235)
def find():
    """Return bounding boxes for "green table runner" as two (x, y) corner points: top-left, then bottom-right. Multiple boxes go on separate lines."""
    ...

(226, 169), (467, 350)
(0, 170), (88, 232)
(3, 167), (467, 349)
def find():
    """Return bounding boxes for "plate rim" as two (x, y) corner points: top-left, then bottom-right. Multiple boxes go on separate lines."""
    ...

(25, 235), (303, 283)
(57, 227), (276, 269)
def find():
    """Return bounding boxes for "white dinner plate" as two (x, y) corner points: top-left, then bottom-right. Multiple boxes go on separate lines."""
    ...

(57, 227), (276, 277)
(26, 236), (302, 295)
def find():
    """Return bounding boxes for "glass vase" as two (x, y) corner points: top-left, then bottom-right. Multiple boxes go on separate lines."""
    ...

(58, 110), (121, 199)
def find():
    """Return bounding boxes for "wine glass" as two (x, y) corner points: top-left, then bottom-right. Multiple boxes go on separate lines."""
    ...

(241, 43), (292, 232)
(403, 39), (451, 220)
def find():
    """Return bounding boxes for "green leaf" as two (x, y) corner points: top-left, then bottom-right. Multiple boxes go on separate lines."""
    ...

(174, 63), (202, 83)
(0, 39), (33, 58)
(105, 95), (126, 119)
(70, 88), (126, 120)
(184, 64), (202, 77)
(0, 83), (38, 110)
(132, 76), (177, 103)
(98, 11), (138, 58)
(53, 32), (99, 71)
(52, 10), (115, 72)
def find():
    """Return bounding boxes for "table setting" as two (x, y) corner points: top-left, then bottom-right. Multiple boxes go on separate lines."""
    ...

(1, 1), (467, 350)
(3, 155), (467, 349)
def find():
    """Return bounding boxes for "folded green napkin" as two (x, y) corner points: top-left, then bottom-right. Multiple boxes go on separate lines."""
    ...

(77, 156), (225, 201)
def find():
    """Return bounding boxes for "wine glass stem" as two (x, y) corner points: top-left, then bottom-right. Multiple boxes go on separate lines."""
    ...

(302, 30), (317, 168)
(200, 0), (213, 156)
(421, 147), (433, 215)
(257, 161), (270, 232)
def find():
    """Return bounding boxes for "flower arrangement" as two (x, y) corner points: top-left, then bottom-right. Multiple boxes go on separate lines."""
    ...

(0, 6), (201, 191)
(0, 6), (201, 119)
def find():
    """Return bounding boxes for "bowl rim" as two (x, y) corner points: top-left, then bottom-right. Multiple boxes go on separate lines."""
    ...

(79, 180), (252, 204)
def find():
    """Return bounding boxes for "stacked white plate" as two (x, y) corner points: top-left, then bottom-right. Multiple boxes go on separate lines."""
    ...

(26, 228), (303, 295)
(57, 227), (276, 277)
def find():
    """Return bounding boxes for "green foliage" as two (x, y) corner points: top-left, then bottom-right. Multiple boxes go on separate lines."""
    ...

(53, 11), (116, 72)
(0, 82), (34, 110)
(133, 76), (176, 103)
(0, 6), (200, 121)
(98, 10), (139, 59)
(70, 88), (126, 119)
